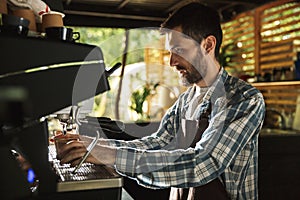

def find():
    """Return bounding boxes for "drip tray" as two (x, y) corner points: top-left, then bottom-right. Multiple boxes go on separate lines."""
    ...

(49, 145), (123, 192)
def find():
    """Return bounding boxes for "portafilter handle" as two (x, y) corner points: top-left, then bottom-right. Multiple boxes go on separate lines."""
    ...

(105, 62), (122, 77)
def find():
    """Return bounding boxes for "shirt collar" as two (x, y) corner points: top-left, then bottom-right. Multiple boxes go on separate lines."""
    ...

(184, 68), (228, 111)
(204, 67), (228, 103)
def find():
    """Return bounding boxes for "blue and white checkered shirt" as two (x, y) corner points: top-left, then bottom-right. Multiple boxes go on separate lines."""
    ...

(107, 68), (265, 199)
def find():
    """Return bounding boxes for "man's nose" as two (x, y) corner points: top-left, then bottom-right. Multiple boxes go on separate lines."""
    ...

(169, 52), (180, 67)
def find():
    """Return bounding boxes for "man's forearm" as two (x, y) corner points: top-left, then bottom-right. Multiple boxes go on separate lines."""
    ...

(91, 143), (117, 166)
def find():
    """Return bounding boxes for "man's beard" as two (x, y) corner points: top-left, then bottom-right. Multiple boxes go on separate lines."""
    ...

(180, 52), (207, 86)
(181, 67), (203, 86)
(181, 62), (207, 86)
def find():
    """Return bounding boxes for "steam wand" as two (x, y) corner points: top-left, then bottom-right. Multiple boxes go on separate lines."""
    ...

(72, 129), (100, 174)
(105, 62), (122, 77)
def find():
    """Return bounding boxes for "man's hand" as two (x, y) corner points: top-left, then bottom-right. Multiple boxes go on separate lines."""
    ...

(58, 134), (116, 167)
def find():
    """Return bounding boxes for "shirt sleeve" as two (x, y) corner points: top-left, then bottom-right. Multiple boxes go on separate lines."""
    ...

(104, 96), (182, 149)
(114, 93), (265, 189)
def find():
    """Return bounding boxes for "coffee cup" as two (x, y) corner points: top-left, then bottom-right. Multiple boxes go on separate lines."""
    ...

(0, 24), (28, 36)
(0, 14), (29, 36)
(41, 11), (64, 32)
(12, 9), (36, 32)
(1, 13), (29, 27)
(45, 27), (80, 42)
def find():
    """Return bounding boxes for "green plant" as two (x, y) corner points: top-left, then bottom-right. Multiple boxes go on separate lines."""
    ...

(130, 82), (159, 121)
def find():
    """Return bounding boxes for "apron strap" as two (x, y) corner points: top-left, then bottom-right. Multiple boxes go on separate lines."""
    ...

(170, 179), (229, 200)
(189, 104), (211, 148)
(170, 103), (230, 200)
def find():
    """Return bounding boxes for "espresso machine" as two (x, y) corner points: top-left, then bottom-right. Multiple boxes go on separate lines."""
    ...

(0, 34), (124, 199)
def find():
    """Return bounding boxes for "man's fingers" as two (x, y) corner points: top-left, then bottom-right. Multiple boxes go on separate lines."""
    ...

(60, 148), (87, 165)
(59, 140), (86, 154)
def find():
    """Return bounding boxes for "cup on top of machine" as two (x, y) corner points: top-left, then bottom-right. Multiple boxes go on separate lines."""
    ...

(0, 13), (30, 36)
(41, 11), (65, 32)
(12, 9), (37, 32)
(45, 27), (80, 42)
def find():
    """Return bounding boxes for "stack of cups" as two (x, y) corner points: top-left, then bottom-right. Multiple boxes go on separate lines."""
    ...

(41, 11), (64, 32)
(42, 11), (80, 42)
(12, 9), (37, 32)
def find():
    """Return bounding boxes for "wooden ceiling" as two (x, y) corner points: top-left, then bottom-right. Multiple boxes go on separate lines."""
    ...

(58, 0), (276, 28)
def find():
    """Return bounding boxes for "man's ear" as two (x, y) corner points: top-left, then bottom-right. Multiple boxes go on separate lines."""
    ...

(203, 35), (216, 54)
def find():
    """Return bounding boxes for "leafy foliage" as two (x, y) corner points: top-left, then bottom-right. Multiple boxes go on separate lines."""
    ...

(68, 26), (163, 120)
(69, 27), (162, 67)
(130, 82), (159, 121)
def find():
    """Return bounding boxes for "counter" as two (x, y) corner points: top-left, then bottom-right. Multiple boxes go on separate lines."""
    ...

(259, 128), (300, 199)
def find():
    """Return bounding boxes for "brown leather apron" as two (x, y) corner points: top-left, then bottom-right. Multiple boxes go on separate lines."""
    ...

(169, 105), (230, 200)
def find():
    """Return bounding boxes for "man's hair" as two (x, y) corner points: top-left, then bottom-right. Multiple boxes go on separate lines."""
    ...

(160, 2), (223, 58)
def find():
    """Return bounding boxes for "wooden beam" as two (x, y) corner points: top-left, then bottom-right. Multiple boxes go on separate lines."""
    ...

(118, 0), (130, 10)
(254, 8), (261, 75)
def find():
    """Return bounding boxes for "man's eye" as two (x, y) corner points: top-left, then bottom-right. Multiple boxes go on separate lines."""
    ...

(173, 47), (184, 55)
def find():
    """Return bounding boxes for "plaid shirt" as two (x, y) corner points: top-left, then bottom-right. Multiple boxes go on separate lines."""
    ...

(107, 68), (265, 199)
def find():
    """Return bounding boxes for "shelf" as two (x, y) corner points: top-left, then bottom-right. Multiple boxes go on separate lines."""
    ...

(252, 81), (300, 110)
(252, 81), (300, 90)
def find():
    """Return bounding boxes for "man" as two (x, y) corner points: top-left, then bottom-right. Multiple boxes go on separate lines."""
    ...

(59, 2), (265, 199)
